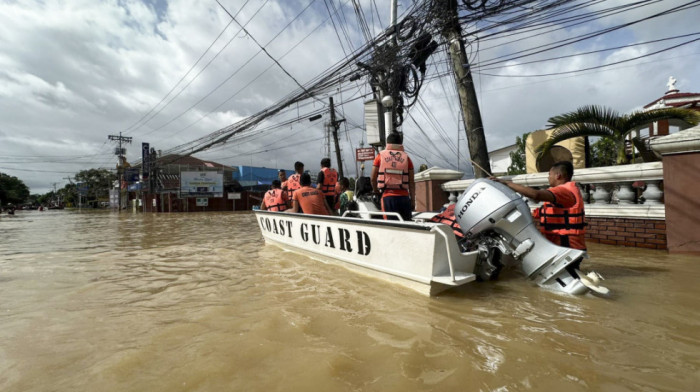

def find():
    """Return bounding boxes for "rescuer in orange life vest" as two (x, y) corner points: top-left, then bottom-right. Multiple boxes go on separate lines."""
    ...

(317, 157), (339, 210)
(430, 203), (463, 239)
(282, 161), (304, 210)
(260, 180), (289, 212)
(490, 161), (586, 250)
(291, 173), (333, 216)
(371, 132), (415, 221)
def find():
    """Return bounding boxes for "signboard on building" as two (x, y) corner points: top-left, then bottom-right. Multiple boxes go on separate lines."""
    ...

(356, 148), (375, 161)
(124, 168), (140, 183)
(228, 192), (242, 200)
(77, 182), (89, 196)
(196, 198), (208, 206)
(180, 171), (223, 197)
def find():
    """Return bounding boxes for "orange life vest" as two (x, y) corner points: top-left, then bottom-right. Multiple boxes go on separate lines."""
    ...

(285, 173), (302, 201)
(430, 204), (463, 238)
(320, 167), (338, 196)
(264, 188), (287, 212)
(538, 181), (586, 250)
(378, 145), (410, 190)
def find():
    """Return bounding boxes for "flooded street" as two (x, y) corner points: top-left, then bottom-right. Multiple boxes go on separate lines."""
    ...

(1, 209), (698, 391)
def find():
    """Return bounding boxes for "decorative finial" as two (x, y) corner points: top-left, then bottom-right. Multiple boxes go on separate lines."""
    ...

(666, 76), (677, 93)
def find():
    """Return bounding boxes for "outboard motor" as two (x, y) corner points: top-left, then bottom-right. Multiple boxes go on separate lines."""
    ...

(454, 179), (608, 295)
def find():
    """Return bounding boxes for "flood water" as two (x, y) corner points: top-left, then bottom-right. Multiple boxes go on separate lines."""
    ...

(0, 209), (698, 391)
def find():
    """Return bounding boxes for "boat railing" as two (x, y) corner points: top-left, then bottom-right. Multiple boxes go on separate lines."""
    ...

(342, 210), (405, 221)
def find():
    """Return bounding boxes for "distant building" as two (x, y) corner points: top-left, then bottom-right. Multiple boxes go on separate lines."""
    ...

(125, 154), (264, 212)
(488, 144), (517, 176)
(642, 77), (700, 137)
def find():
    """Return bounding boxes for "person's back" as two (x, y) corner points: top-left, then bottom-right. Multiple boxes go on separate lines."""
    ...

(317, 158), (338, 209)
(371, 132), (415, 221)
(261, 180), (288, 212)
(283, 161), (304, 209)
(292, 173), (332, 215)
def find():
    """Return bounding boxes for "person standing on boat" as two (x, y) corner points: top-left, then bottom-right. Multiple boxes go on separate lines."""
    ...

(291, 173), (333, 215)
(282, 161), (304, 209)
(260, 180), (288, 212)
(316, 158), (338, 210)
(491, 161), (586, 250)
(371, 132), (415, 221)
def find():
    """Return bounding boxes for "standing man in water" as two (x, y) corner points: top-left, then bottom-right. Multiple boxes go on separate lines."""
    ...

(491, 161), (586, 250)
(371, 132), (415, 221)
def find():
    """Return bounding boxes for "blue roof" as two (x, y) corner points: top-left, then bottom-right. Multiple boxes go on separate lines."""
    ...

(232, 166), (293, 185)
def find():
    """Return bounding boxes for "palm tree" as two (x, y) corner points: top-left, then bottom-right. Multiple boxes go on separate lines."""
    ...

(536, 105), (700, 165)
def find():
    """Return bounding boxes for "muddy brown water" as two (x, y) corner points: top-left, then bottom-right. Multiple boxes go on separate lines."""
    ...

(1, 210), (698, 391)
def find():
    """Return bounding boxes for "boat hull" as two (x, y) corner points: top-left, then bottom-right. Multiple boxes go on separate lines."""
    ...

(254, 210), (479, 295)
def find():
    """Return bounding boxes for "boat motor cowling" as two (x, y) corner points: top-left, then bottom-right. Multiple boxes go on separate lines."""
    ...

(453, 179), (608, 295)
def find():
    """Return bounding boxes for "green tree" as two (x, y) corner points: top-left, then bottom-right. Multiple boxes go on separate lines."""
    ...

(74, 168), (116, 204)
(590, 137), (617, 167)
(0, 172), (30, 206)
(507, 132), (530, 175)
(537, 106), (700, 164)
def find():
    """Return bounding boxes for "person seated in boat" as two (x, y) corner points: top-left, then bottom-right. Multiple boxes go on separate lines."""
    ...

(337, 177), (354, 215)
(290, 173), (333, 216)
(316, 158), (338, 210)
(371, 132), (415, 221)
(260, 180), (289, 212)
(282, 161), (304, 210)
(430, 203), (463, 239)
(490, 161), (586, 250)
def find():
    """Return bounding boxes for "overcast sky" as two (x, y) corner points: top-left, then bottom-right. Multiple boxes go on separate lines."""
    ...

(1, 0), (698, 193)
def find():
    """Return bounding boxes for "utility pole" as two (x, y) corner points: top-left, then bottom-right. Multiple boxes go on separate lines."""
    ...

(108, 132), (132, 212)
(442, 0), (492, 178)
(329, 97), (346, 178)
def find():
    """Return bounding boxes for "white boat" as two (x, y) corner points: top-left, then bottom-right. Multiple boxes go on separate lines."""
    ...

(255, 179), (610, 296)
(254, 209), (478, 296)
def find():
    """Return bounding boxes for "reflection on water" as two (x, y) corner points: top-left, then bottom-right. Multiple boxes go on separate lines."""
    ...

(1, 210), (698, 391)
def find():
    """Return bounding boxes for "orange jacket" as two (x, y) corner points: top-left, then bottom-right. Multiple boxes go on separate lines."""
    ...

(377, 146), (410, 191)
(537, 181), (586, 250)
(430, 204), (463, 238)
(284, 173), (302, 204)
(263, 188), (288, 212)
(319, 167), (338, 196)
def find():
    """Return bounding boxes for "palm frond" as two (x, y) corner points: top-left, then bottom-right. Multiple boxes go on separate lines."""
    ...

(547, 105), (621, 129)
(535, 123), (613, 153)
(622, 107), (700, 133)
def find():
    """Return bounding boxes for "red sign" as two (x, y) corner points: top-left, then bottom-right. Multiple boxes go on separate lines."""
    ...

(356, 148), (375, 161)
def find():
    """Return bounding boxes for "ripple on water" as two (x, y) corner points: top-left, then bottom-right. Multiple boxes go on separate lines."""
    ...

(1, 211), (699, 391)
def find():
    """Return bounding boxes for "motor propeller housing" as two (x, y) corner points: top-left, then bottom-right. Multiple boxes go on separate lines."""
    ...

(454, 179), (607, 295)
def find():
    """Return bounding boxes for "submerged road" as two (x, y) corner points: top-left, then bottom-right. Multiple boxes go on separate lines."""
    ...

(1, 209), (698, 391)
